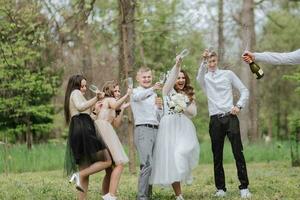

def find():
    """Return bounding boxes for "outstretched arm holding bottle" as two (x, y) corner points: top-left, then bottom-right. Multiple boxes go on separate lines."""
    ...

(242, 49), (300, 65)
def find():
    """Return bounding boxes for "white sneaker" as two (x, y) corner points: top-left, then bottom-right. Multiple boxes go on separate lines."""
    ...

(214, 189), (226, 197)
(240, 189), (251, 198)
(102, 193), (117, 200)
(175, 194), (185, 200)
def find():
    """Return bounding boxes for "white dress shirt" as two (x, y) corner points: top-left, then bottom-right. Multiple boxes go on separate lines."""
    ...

(254, 49), (300, 65)
(197, 62), (249, 116)
(130, 86), (161, 126)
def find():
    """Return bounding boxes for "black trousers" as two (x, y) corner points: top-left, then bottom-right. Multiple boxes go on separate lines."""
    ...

(209, 114), (249, 191)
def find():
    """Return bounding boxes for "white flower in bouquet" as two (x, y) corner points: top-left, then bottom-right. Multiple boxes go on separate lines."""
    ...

(169, 93), (189, 113)
(168, 100), (176, 108)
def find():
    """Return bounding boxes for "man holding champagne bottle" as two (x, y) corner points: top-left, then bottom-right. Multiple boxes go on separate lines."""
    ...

(197, 49), (251, 198)
(242, 49), (300, 65)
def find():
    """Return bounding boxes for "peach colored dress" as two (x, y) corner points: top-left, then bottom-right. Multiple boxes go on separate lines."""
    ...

(94, 98), (129, 164)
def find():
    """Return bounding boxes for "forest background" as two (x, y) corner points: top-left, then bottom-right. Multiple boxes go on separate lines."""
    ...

(0, 0), (300, 199)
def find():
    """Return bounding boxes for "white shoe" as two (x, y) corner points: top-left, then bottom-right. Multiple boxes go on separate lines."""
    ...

(214, 189), (226, 197)
(240, 189), (251, 198)
(102, 193), (117, 200)
(69, 172), (84, 192)
(175, 194), (184, 200)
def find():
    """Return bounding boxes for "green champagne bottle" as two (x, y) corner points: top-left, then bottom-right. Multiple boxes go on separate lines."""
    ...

(249, 61), (264, 79)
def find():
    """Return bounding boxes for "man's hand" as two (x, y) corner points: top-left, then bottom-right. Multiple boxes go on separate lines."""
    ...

(202, 49), (209, 60)
(230, 106), (240, 115)
(242, 51), (255, 63)
(153, 82), (162, 90)
(155, 97), (163, 109)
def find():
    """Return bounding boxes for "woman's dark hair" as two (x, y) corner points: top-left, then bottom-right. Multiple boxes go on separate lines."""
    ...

(174, 69), (195, 101)
(64, 75), (86, 124)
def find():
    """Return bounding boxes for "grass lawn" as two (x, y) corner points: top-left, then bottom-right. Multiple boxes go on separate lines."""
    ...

(1, 161), (299, 200)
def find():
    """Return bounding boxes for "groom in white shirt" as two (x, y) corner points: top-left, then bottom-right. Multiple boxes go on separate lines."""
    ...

(197, 50), (252, 199)
(130, 67), (162, 200)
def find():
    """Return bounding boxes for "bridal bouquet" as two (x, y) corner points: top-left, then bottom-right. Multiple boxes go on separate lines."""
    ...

(168, 93), (189, 113)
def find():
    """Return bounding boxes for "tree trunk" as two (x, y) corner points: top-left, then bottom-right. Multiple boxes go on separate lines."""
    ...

(276, 101), (281, 139)
(82, 41), (93, 84)
(239, 0), (258, 142)
(118, 0), (136, 174)
(25, 118), (33, 150)
(284, 111), (289, 139)
(4, 133), (9, 174)
(218, 0), (225, 66)
(267, 116), (273, 142)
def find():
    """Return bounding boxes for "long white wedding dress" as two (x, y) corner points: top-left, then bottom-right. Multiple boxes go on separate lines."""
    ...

(150, 65), (200, 185)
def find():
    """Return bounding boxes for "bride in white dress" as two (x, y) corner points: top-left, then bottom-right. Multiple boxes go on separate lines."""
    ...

(150, 56), (200, 200)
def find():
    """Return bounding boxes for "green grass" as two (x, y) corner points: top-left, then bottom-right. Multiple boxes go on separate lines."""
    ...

(0, 142), (65, 173)
(0, 162), (299, 199)
(0, 140), (292, 173)
(200, 140), (291, 164)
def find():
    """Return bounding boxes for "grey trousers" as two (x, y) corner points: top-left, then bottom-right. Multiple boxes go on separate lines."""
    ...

(134, 126), (158, 200)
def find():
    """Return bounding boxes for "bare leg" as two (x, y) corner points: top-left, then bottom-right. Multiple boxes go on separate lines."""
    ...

(79, 150), (112, 178)
(109, 164), (124, 196)
(77, 150), (111, 199)
(102, 166), (113, 194)
(78, 165), (90, 200)
(79, 160), (111, 177)
(172, 182), (182, 196)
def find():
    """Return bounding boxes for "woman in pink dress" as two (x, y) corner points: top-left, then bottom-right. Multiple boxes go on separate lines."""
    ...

(94, 81), (131, 200)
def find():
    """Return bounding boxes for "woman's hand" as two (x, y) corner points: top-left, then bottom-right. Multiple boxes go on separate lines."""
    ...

(175, 55), (182, 67)
(96, 90), (105, 100)
(126, 87), (133, 96)
(121, 102), (130, 110)
(94, 101), (103, 114)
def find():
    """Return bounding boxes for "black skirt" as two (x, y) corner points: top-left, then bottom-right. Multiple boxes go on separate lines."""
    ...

(64, 113), (107, 176)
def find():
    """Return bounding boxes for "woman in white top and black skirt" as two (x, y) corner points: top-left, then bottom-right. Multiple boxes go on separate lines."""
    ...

(64, 74), (112, 200)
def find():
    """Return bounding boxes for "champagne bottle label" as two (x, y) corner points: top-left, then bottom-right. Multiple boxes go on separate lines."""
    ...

(258, 69), (263, 75)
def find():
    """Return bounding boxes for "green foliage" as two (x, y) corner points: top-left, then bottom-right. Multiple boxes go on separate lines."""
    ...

(135, 1), (208, 135)
(135, 1), (205, 71)
(0, 1), (62, 143)
(257, 8), (300, 139)
(284, 72), (300, 93)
